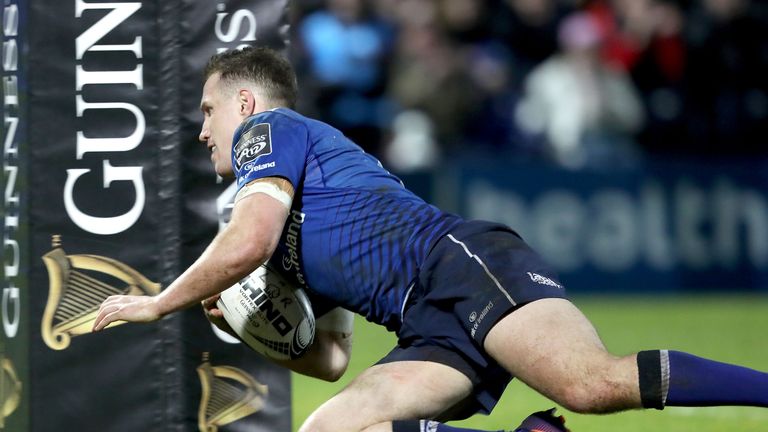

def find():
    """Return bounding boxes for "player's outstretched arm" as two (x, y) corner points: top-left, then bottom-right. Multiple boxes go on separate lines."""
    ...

(93, 177), (292, 332)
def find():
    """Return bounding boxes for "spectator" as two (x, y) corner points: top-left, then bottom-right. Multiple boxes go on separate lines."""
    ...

(385, 110), (441, 172)
(295, 0), (396, 156)
(515, 11), (645, 170)
(586, 0), (661, 72)
(386, 0), (478, 153)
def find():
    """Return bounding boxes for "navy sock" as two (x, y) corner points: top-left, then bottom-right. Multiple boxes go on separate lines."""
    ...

(392, 420), (502, 432)
(638, 350), (768, 408)
(667, 350), (768, 407)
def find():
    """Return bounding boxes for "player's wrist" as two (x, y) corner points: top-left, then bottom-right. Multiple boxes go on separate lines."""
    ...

(149, 291), (176, 319)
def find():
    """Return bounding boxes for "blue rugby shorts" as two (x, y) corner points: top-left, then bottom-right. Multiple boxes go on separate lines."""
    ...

(377, 220), (567, 419)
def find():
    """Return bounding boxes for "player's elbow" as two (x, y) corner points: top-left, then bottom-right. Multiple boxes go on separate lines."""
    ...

(309, 310), (354, 382)
(322, 331), (353, 382)
(311, 362), (348, 383)
(323, 370), (345, 383)
(281, 354), (349, 382)
(317, 349), (350, 382)
(309, 344), (352, 382)
(287, 330), (352, 382)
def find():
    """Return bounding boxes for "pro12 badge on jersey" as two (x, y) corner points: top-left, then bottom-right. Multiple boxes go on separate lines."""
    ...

(234, 122), (272, 170)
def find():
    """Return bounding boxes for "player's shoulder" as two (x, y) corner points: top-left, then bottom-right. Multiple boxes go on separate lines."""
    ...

(234, 108), (312, 149)
(242, 107), (306, 129)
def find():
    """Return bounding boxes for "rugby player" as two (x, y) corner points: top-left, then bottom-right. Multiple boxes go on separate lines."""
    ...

(94, 47), (768, 432)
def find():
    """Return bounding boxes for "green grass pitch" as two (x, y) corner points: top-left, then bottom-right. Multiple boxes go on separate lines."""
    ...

(292, 295), (768, 431)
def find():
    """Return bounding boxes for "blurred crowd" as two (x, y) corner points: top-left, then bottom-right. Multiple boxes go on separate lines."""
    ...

(290, 0), (768, 171)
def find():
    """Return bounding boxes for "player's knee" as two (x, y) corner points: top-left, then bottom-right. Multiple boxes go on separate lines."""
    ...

(317, 364), (346, 383)
(533, 352), (638, 414)
(551, 372), (632, 414)
(555, 382), (612, 414)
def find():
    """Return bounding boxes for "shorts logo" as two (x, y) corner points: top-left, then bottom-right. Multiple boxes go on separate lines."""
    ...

(527, 272), (563, 289)
(469, 301), (494, 339)
(234, 122), (272, 170)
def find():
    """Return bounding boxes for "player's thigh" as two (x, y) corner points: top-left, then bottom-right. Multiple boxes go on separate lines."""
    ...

(483, 298), (639, 408)
(298, 360), (473, 432)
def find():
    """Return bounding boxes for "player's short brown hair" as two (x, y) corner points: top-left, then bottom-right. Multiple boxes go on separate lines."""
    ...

(204, 46), (298, 109)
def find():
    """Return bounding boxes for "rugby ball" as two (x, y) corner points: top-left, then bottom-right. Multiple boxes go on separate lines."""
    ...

(217, 263), (315, 360)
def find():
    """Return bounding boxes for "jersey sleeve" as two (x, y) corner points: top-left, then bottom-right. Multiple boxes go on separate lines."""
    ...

(231, 111), (309, 190)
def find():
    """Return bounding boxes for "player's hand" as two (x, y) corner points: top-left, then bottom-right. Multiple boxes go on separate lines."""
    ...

(201, 294), (237, 337)
(92, 295), (163, 332)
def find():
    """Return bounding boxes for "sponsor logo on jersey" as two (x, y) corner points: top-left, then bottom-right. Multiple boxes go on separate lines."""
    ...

(243, 160), (276, 173)
(527, 272), (563, 289)
(234, 122), (272, 170)
(282, 210), (307, 286)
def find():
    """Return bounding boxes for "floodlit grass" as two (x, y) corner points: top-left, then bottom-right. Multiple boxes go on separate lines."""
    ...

(292, 295), (768, 431)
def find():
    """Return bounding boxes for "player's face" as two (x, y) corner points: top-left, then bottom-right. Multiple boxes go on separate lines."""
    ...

(199, 73), (243, 177)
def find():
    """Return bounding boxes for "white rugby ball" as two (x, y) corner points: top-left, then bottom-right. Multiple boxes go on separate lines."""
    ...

(217, 263), (315, 360)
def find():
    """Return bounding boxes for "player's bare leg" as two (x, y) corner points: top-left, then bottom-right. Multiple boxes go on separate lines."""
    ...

(485, 297), (768, 413)
(484, 298), (641, 413)
(298, 356), (569, 432)
(298, 360), (473, 432)
(301, 299), (768, 432)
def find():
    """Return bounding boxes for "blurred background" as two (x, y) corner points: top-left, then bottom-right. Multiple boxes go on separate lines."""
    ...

(291, 0), (768, 165)
(289, 0), (768, 294)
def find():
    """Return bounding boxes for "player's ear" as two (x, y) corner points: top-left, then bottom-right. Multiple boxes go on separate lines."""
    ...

(238, 89), (255, 117)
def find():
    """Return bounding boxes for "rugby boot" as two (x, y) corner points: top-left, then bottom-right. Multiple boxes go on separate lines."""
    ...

(512, 408), (569, 432)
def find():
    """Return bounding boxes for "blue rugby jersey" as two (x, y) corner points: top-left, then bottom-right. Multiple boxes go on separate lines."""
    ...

(231, 108), (462, 331)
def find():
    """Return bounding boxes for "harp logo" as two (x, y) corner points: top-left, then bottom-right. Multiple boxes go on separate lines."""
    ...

(40, 235), (161, 350)
(197, 353), (268, 432)
(0, 358), (21, 429)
